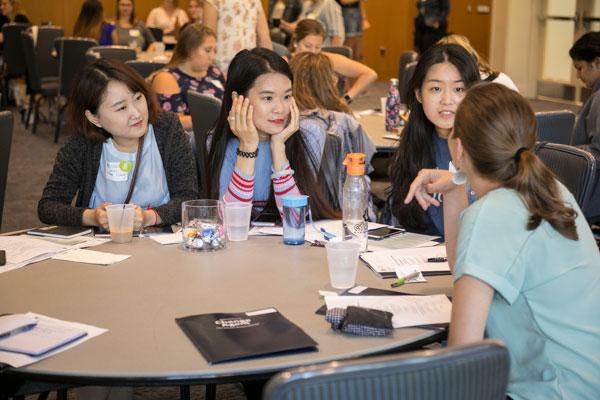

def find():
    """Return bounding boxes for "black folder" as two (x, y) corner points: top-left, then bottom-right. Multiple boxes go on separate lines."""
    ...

(176, 309), (317, 364)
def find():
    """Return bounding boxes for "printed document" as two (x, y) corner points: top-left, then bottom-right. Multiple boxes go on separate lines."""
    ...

(361, 245), (450, 276)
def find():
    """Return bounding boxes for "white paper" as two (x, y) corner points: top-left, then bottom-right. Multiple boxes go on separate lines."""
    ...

(0, 236), (71, 274)
(51, 249), (130, 265)
(361, 246), (449, 275)
(347, 285), (368, 294)
(147, 232), (183, 245)
(325, 295), (452, 328)
(0, 314), (37, 336)
(394, 266), (426, 283)
(0, 313), (107, 368)
(248, 220), (388, 242)
(368, 232), (441, 251)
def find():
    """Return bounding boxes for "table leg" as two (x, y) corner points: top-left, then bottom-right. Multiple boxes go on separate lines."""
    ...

(179, 385), (190, 400)
(205, 383), (216, 400)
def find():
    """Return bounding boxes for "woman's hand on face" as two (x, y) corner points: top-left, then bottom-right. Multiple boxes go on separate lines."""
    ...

(228, 93), (259, 151)
(270, 98), (299, 146)
(93, 202), (112, 230)
(404, 169), (456, 210)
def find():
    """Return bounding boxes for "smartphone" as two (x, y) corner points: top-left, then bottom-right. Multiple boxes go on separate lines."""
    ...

(251, 212), (281, 227)
(368, 226), (405, 240)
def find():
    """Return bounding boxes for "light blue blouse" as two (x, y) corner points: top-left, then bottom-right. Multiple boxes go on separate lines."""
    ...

(89, 125), (170, 208)
(454, 183), (600, 400)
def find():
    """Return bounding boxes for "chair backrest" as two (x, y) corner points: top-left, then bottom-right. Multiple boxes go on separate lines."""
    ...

(188, 91), (222, 196)
(125, 60), (167, 79)
(0, 111), (14, 230)
(317, 133), (343, 210)
(55, 37), (98, 97)
(88, 45), (137, 63)
(400, 61), (418, 103)
(36, 25), (64, 79)
(323, 45), (353, 59)
(534, 110), (576, 145)
(398, 50), (418, 97)
(2, 23), (31, 78)
(148, 27), (163, 42)
(20, 31), (42, 93)
(534, 142), (596, 214)
(270, 28), (286, 45)
(272, 42), (290, 58)
(264, 340), (510, 400)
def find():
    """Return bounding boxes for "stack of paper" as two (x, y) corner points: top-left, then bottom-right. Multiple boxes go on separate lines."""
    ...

(0, 236), (71, 273)
(360, 246), (451, 278)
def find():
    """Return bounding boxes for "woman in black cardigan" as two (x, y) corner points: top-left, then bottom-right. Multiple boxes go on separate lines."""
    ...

(38, 59), (198, 230)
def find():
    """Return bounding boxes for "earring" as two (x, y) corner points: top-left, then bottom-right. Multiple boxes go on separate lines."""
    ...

(449, 161), (467, 185)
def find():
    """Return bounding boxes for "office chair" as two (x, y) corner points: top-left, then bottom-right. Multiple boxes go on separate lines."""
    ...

(187, 91), (222, 197)
(148, 27), (163, 42)
(535, 110), (576, 145)
(398, 50), (418, 101)
(535, 142), (596, 217)
(318, 133), (344, 210)
(400, 61), (418, 104)
(323, 46), (353, 59)
(54, 37), (98, 143)
(0, 111), (13, 230)
(21, 31), (59, 134)
(36, 25), (64, 80)
(272, 42), (291, 58)
(264, 340), (510, 400)
(87, 45), (137, 63)
(125, 60), (166, 79)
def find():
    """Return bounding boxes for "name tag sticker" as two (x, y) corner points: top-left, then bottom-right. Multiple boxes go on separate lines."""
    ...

(106, 161), (129, 182)
(129, 29), (140, 37)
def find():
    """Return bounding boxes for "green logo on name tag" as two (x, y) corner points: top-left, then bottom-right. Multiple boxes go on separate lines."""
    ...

(119, 160), (132, 172)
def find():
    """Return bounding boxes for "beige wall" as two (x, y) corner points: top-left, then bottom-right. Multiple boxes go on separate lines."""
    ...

(489, 0), (541, 97)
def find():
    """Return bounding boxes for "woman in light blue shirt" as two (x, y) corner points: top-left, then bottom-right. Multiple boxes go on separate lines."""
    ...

(406, 82), (600, 399)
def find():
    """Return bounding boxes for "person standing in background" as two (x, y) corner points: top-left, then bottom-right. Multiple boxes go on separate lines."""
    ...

(336, 0), (368, 61)
(146, 0), (189, 37)
(281, 0), (345, 46)
(203, 0), (272, 74)
(414, 0), (449, 54)
(187, 0), (203, 23)
(73, 0), (113, 45)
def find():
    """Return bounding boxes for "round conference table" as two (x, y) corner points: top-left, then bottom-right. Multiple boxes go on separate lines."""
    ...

(0, 235), (451, 392)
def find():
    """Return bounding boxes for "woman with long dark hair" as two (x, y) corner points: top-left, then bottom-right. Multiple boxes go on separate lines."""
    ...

(73, 0), (113, 44)
(405, 82), (600, 399)
(387, 43), (479, 236)
(206, 47), (338, 220)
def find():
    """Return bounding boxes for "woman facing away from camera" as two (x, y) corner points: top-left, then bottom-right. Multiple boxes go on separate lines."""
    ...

(405, 82), (600, 400)
(386, 43), (480, 237)
(151, 23), (225, 131)
(206, 47), (339, 219)
(38, 59), (198, 230)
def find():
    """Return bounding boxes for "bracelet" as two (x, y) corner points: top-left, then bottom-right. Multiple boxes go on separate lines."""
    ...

(271, 168), (295, 180)
(151, 208), (160, 226)
(343, 93), (353, 104)
(236, 147), (259, 158)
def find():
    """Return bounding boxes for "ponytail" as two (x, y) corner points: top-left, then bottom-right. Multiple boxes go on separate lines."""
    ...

(454, 82), (579, 241)
(508, 149), (578, 240)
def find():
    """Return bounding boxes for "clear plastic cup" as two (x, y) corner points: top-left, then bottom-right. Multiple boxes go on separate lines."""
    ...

(106, 204), (136, 243)
(325, 241), (361, 289)
(224, 202), (253, 241)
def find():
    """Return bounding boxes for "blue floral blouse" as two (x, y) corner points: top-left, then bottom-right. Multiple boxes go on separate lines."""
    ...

(157, 66), (225, 115)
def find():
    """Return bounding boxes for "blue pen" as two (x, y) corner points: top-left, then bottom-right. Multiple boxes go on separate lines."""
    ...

(320, 228), (336, 241)
(0, 323), (37, 340)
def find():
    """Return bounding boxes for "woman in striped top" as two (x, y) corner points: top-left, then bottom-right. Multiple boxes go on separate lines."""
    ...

(206, 48), (339, 220)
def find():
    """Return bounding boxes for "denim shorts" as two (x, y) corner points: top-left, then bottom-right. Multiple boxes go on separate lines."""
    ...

(342, 6), (362, 37)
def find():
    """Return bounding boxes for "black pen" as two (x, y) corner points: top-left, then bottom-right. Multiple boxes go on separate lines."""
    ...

(427, 257), (447, 263)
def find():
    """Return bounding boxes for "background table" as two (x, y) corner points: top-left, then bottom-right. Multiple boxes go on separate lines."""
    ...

(355, 113), (403, 153)
(0, 235), (451, 389)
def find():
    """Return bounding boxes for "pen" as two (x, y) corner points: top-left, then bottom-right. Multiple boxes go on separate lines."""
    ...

(427, 257), (447, 263)
(391, 270), (420, 288)
(320, 228), (336, 241)
(0, 323), (37, 340)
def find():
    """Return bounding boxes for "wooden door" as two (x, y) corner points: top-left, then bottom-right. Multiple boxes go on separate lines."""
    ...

(448, 0), (493, 61)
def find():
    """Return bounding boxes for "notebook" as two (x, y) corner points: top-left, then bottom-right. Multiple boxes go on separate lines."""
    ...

(0, 318), (88, 356)
(176, 308), (317, 364)
(27, 226), (92, 239)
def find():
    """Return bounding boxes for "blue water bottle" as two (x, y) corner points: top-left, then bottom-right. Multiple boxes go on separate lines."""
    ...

(281, 195), (309, 245)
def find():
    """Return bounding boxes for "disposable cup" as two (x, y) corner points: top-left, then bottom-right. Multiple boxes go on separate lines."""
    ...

(380, 96), (387, 118)
(106, 204), (136, 243)
(325, 241), (361, 289)
(154, 41), (165, 55)
(224, 202), (253, 241)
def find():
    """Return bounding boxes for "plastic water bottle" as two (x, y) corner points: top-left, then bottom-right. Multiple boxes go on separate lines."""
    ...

(342, 153), (369, 252)
(385, 78), (400, 132)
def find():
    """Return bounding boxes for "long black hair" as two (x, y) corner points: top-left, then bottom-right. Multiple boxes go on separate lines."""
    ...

(206, 48), (339, 219)
(389, 44), (480, 231)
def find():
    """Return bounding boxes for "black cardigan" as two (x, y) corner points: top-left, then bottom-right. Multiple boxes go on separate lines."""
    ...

(38, 112), (199, 226)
